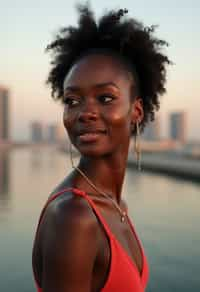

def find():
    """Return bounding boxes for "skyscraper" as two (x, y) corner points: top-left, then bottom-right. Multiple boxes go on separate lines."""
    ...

(31, 122), (44, 143)
(46, 124), (66, 144)
(46, 124), (57, 143)
(142, 115), (161, 141)
(0, 86), (9, 141)
(169, 111), (186, 143)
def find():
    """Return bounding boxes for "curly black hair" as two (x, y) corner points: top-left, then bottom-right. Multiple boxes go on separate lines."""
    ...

(46, 4), (171, 134)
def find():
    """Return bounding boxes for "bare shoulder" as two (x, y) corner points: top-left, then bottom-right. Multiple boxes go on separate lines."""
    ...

(34, 192), (101, 291)
(47, 171), (75, 200)
(40, 191), (100, 248)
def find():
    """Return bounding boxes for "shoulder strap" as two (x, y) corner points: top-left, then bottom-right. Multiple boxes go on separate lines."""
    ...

(71, 187), (113, 237)
(34, 187), (113, 240)
(34, 188), (73, 240)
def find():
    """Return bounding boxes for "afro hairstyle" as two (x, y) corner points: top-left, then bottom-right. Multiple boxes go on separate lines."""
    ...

(46, 4), (171, 134)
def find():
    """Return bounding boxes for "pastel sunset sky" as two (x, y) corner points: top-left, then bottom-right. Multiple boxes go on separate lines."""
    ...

(0, 0), (199, 141)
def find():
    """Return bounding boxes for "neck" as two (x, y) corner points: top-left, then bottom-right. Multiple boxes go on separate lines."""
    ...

(74, 148), (129, 204)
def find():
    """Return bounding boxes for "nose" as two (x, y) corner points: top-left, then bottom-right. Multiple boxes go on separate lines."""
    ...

(78, 99), (98, 122)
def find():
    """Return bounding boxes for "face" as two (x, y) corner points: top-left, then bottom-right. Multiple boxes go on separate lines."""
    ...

(63, 54), (143, 157)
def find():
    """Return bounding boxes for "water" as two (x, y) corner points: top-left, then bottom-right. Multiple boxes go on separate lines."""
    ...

(0, 147), (200, 292)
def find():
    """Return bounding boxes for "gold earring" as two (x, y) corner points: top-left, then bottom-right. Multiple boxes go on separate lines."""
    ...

(134, 121), (141, 171)
(69, 142), (76, 169)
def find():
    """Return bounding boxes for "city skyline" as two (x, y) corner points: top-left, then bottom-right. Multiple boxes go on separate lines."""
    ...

(28, 110), (192, 143)
(0, 0), (199, 141)
(1, 82), (198, 142)
(0, 86), (9, 141)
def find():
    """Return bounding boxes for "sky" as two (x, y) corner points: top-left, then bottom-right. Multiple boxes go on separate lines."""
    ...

(0, 0), (200, 141)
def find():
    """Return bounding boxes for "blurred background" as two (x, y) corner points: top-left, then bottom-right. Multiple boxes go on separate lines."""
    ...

(0, 0), (200, 291)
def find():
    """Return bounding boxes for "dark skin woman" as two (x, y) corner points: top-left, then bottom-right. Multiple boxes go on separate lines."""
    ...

(32, 5), (171, 292)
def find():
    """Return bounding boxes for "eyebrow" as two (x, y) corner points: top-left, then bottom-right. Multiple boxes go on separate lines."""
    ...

(64, 82), (120, 92)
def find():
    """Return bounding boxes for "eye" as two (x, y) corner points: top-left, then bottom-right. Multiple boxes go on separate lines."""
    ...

(98, 94), (115, 104)
(63, 97), (80, 106)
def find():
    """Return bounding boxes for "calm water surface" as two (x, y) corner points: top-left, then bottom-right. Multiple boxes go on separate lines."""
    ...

(0, 148), (200, 292)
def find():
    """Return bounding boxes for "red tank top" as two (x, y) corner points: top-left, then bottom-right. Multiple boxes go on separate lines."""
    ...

(33, 188), (149, 291)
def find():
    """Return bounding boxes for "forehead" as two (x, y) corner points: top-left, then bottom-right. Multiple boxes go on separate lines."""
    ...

(63, 54), (133, 90)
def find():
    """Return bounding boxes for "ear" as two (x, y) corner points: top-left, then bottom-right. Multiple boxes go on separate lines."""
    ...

(131, 98), (144, 125)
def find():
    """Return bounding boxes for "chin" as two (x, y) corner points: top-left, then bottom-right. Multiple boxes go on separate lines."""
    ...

(75, 143), (112, 158)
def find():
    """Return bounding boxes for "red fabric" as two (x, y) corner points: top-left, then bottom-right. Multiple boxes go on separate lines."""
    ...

(33, 188), (149, 291)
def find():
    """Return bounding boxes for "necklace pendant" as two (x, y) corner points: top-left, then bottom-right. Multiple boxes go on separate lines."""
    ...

(121, 211), (127, 223)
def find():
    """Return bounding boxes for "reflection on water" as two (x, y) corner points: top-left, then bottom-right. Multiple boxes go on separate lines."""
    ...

(30, 149), (43, 170)
(0, 147), (200, 292)
(124, 170), (200, 292)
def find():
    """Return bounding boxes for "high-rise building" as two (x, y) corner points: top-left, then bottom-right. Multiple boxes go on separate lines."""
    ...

(31, 122), (43, 143)
(169, 111), (186, 143)
(0, 86), (9, 141)
(0, 151), (9, 195)
(142, 115), (161, 141)
(46, 124), (58, 144)
(47, 124), (56, 143)
(46, 124), (66, 144)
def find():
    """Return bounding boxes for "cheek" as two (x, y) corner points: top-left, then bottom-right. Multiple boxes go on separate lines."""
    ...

(63, 107), (73, 132)
(107, 106), (131, 132)
(63, 108), (80, 145)
(63, 108), (68, 128)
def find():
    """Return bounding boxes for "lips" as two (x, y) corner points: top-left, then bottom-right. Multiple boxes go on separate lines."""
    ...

(77, 128), (107, 142)
(77, 128), (107, 135)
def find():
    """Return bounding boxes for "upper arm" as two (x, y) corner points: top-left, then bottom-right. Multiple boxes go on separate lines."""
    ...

(41, 197), (99, 292)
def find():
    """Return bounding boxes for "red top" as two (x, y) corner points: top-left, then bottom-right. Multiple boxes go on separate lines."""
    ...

(33, 188), (149, 291)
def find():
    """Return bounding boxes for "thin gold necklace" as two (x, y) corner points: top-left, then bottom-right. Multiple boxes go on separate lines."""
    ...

(70, 145), (127, 222)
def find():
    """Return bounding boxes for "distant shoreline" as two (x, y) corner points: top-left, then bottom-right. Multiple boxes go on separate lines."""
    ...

(128, 152), (200, 182)
(1, 142), (200, 182)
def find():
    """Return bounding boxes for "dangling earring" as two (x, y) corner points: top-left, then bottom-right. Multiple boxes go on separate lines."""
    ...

(69, 141), (76, 169)
(134, 121), (142, 171)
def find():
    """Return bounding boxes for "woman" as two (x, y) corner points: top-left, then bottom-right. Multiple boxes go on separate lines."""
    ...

(32, 5), (170, 292)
